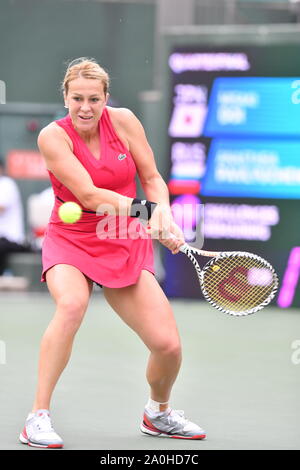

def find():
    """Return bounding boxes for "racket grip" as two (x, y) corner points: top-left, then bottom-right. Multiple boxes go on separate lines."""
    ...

(168, 233), (188, 253)
(179, 243), (189, 253)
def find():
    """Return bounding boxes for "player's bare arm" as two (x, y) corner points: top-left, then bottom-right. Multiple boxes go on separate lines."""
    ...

(110, 107), (170, 206)
(110, 107), (184, 251)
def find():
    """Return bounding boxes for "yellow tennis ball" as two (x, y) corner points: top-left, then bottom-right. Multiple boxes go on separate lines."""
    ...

(58, 201), (82, 224)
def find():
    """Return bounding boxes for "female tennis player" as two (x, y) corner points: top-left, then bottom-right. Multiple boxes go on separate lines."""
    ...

(19, 58), (206, 448)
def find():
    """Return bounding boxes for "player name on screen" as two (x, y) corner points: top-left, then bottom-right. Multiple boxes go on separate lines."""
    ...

(204, 77), (300, 136)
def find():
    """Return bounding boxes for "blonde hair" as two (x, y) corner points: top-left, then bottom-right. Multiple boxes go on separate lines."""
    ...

(62, 57), (110, 95)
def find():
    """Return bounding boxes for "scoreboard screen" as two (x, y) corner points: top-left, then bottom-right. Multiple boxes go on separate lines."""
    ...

(164, 44), (300, 309)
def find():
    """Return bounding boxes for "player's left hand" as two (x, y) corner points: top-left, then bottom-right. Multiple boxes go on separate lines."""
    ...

(159, 221), (185, 254)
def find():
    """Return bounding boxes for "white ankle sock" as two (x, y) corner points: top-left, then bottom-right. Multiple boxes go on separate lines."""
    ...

(146, 398), (170, 413)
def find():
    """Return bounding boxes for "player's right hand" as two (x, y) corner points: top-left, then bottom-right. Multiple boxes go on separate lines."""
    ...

(145, 203), (173, 240)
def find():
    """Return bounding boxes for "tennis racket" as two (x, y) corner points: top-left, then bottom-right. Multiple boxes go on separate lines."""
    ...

(177, 242), (279, 316)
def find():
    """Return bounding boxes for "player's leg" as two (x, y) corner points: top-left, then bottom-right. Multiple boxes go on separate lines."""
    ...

(32, 264), (93, 412)
(103, 270), (182, 406)
(103, 270), (206, 439)
(20, 264), (93, 448)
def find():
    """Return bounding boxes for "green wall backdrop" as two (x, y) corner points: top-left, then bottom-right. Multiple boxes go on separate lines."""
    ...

(0, 0), (155, 113)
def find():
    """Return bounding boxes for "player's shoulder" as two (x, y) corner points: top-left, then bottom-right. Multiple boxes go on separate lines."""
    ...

(39, 121), (65, 139)
(38, 121), (70, 148)
(107, 106), (144, 138)
(107, 106), (139, 126)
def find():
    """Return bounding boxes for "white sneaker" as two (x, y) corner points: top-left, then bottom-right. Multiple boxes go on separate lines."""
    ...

(140, 407), (206, 440)
(19, 409), (64, 448)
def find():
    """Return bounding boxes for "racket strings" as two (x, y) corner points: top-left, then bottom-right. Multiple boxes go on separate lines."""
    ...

(202, 254), (278, 314)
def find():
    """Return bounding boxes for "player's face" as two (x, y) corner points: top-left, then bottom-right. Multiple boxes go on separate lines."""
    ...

(65, 77), (108, 133)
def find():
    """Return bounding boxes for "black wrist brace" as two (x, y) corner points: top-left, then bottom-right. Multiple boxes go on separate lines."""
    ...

(130, 198), (158, 222)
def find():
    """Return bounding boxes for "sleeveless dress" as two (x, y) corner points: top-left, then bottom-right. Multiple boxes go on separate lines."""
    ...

(41, 107), (154, 288)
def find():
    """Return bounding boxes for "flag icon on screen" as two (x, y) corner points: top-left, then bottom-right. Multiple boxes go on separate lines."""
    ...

(168, 103), (207, 138)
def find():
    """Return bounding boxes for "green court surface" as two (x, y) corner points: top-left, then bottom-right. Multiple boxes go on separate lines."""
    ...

(0, 291), (299, 450)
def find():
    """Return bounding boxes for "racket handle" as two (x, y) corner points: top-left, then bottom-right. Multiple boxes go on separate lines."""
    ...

(168, 233), (217, 256)
(169, 233), (218, 257)
(167, 233), (189, 253)
(179, 243), (189, 253)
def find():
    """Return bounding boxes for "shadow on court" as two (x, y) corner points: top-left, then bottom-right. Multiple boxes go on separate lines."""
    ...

(0, 291), (299, 450)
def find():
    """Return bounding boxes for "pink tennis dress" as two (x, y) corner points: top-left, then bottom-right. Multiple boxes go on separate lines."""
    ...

(41, 107), (154, 287)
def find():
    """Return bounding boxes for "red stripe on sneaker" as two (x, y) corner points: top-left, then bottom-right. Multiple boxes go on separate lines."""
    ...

(143, 413), (162, 433)
(170, 433), (206, 440)
(27, 441), (64, 449)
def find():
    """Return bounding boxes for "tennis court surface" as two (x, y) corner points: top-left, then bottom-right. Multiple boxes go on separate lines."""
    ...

(0, 291), (299, 450)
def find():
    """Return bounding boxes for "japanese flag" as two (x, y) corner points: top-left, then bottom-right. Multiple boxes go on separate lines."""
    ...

(168, 103), (207, 138)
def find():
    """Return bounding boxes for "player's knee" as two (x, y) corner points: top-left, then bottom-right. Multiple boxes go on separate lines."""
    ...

(56, 295), (88, 330)
(157, 338), (182, 361)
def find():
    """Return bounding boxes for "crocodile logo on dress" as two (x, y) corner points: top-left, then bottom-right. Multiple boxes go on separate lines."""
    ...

(118, 153), (127, 160)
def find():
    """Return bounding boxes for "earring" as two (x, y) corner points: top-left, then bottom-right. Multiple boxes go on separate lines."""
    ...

(64, 105), (68, 109)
